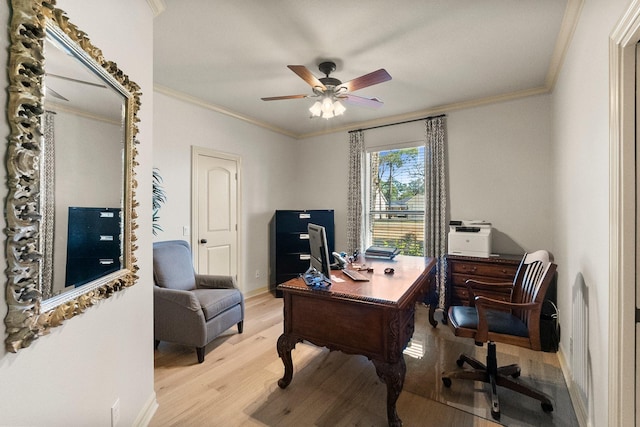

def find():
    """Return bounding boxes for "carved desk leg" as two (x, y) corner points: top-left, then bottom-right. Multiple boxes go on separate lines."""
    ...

(428, 304), (438, 328)
(373, 356), (406, 427)
(277, 334), (297, 389)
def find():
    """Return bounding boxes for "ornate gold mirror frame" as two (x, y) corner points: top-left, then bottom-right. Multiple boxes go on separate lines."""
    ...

(5, 0), (141, 352)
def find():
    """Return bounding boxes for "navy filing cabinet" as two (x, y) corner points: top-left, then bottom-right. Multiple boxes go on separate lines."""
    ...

(270, 209), (334, 297)
(65, 207), (122, 287)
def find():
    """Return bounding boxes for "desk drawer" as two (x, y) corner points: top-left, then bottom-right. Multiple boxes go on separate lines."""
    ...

(275, 252), (311, 275)
(450, 262), (517, 280)
(450, 273), (513, 288)
(275, 232), (311, 253)
(451, 286), (511, 307)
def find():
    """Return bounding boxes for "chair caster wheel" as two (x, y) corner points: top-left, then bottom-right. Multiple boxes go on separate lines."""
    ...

(442, 377), (452, 387)
(541, 402), (554, 413)
(511, 371), (521, 378)
(491, 410), (500, 421)
(456, 358), (464, 367)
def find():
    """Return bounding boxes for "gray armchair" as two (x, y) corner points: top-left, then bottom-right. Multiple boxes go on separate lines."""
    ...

(153, 240), (244, 363)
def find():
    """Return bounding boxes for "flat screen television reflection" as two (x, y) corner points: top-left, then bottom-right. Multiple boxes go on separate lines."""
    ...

(305, 223), (332, 287)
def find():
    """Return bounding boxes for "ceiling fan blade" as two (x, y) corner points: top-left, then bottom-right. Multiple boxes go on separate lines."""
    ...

(337, 69), (391, 93)
(287, 65), (326, 90)
(340, 94), (384, 108)
(261, 94), (309, 101)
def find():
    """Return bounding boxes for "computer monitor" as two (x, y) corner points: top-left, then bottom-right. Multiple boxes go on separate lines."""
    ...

(305, 223), (332, 287)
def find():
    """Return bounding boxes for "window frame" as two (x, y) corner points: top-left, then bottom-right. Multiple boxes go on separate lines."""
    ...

(363, 140), (427, 255)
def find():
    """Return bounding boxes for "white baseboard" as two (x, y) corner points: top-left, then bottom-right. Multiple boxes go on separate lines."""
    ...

(133, 392), (159, 427)
(557, 343), (589, 427)
(244, 286), (270, 299)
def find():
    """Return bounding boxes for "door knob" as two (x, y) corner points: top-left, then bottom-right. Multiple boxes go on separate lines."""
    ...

(200, 239), (207, 244)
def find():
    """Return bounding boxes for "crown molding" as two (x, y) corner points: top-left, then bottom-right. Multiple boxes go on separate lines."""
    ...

(154, 84), (298, 139)
(299, 86), (549, 139)
(156, 84), (549, 140)
(147, 0), (166, 17)
(545, 0), (584, 91)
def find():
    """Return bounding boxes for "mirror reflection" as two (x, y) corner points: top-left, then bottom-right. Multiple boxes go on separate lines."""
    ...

(42, 29), (127, 300)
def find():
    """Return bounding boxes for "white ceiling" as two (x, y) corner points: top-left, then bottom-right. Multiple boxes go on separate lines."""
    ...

(153, 0), (575, 139)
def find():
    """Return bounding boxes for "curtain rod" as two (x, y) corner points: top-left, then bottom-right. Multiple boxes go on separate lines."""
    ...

(348, 113), (446, 134)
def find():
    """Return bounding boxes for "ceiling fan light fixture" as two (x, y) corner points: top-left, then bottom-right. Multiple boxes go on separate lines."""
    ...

(323, 109), (335, 119)
(333, 100), (346, 116)
(264, 62), (390, 121)
(309, 101), (322, 117)
(309, 95), (345, 119)
(321, 97), (333, 113)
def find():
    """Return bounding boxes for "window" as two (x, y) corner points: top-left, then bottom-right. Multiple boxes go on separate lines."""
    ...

(364, 144), (425, 256)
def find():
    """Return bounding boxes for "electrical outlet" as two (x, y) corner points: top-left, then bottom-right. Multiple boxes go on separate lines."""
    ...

(255, 269), (260, 279)
(111, 398), (120, 427)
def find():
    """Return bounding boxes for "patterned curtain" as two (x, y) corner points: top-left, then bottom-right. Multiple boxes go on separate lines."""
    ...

(41, 111), (56, 299)
(424, 116), (448, 309)
(346, 130), (365, 254)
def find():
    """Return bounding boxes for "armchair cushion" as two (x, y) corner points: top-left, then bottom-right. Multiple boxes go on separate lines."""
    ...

(192, 288), (243, 321)
(450, 306), (529, 338)
(154, 243), (196, 291)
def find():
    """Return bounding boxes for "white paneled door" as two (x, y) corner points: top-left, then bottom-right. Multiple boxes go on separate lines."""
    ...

(192, 148), (240, 283)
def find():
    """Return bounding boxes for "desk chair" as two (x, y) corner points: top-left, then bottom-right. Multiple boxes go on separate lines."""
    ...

(441, 250), (557, 420)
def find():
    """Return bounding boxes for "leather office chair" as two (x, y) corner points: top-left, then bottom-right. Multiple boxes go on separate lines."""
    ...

(441, 250), (557, 420)
(153, 240), (244, 363)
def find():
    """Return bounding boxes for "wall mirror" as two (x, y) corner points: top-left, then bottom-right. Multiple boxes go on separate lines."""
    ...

(5, 0), (141, 352)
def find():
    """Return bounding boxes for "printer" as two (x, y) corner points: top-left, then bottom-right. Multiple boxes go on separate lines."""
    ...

(447, 220), (492, 258)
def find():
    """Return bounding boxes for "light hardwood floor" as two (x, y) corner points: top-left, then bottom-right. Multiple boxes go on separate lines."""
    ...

(151, 292), (577, 427)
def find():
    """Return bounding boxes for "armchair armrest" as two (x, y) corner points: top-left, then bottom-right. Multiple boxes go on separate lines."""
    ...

(464, 279), (513, 306)
(195, 274), (237, 290)
(154, 286), (201, 312)
(153, 286), (207, 346)
(474, 296), (541, 342)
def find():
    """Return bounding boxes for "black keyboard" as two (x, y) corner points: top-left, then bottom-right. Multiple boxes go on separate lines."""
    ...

(342, 269), (369, 281)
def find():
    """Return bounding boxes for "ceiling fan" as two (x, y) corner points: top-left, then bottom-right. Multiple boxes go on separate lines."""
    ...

(261, 61), (392, 118)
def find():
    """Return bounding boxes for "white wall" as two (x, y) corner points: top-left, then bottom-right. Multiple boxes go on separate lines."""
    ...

(297, 95), (554, 256)
(153, 92), (299, 295)
(551, 0), (630, 425)
(0, 1), (155, 425)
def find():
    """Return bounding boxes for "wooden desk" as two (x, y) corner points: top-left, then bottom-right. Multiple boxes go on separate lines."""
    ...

(276, 256), (437, 427)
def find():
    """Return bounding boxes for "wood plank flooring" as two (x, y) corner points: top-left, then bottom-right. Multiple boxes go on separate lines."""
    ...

(150, 292), (577, 427)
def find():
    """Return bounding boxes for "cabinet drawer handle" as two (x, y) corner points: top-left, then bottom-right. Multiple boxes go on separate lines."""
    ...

(299, 213), (311, 219)
(100, 212), (114, 218)
(299, 233), (309, 240)
(299, 254), (310, 261)
(99, 259), (114, 265)
(99, 235), (114, 241)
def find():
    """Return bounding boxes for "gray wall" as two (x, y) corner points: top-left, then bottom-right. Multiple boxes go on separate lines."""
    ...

(296, 95), (554, 256)
(153, 91), (299, 295)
